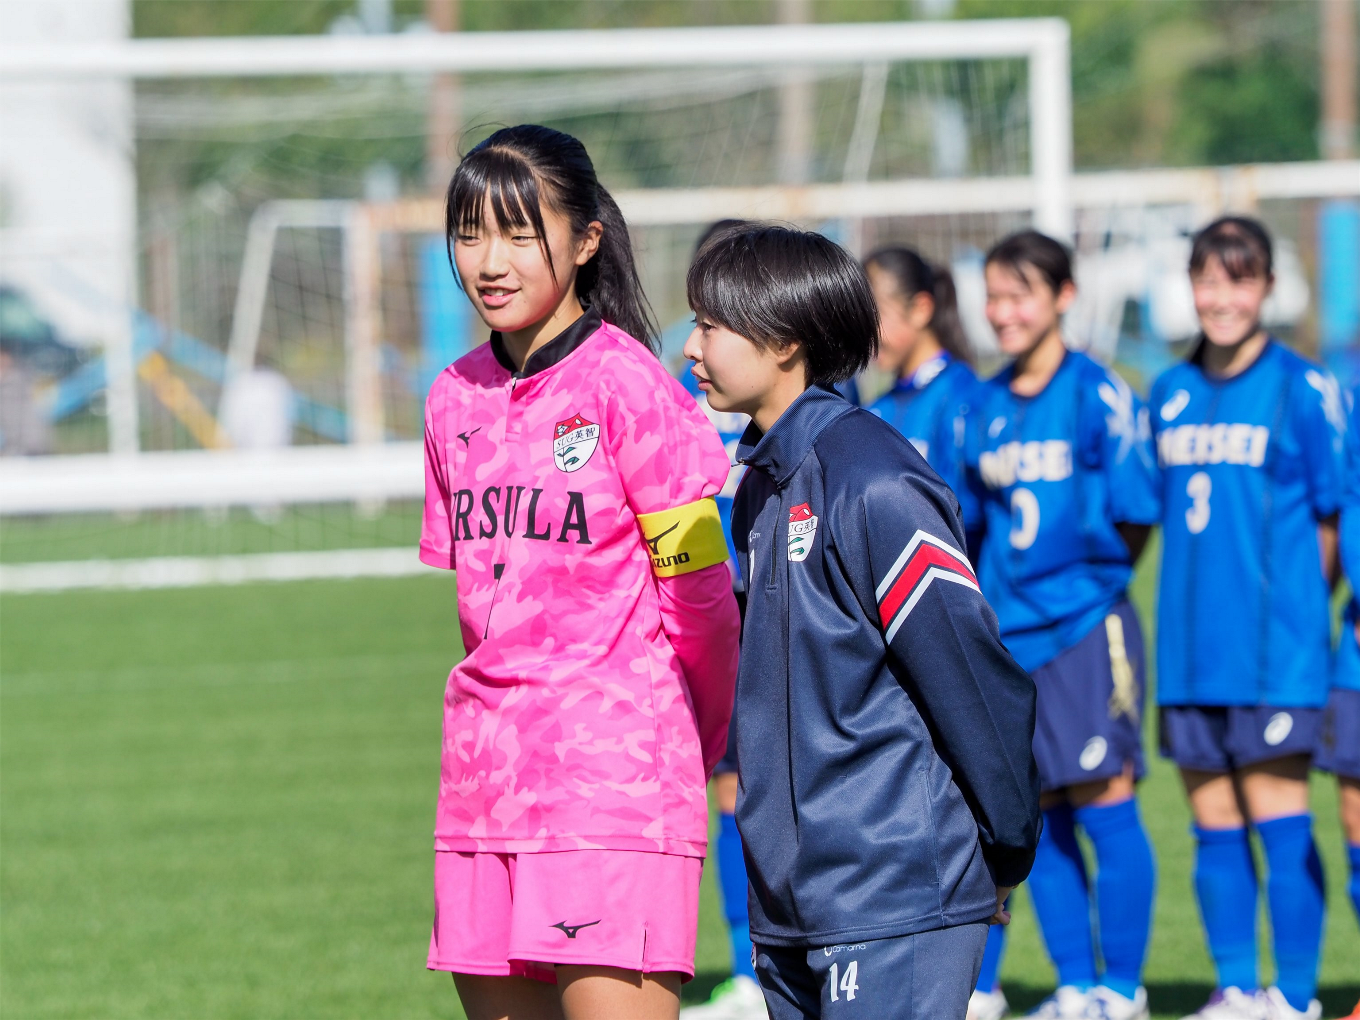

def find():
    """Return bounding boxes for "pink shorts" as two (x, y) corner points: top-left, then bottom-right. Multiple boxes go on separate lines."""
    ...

(427, 849), (702, 983)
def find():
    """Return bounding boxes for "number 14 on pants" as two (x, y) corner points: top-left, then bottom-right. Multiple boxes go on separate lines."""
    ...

(828, 960), (859, 1002)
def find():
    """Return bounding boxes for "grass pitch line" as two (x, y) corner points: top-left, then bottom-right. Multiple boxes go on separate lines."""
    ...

(0, 547), (431, 593)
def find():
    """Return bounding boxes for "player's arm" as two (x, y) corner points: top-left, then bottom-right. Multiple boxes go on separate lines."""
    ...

(607, 377), (741, 776)
(1296, 369), (1348, 588)
(419, 384), (456, 570)
(858, 470), (1041, 890)
(1096, 371), (1161, 567)
(957, 402), (988, 563)
(638, 499), (740, 774)
(1340, 395), (1360, 600)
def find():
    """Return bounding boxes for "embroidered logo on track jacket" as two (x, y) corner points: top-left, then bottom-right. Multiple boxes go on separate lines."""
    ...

(731, 385), (1041, 948)
(420, 310), (737, 857)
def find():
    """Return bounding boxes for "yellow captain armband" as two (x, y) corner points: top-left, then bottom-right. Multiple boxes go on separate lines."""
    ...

(638, 498), (729, 577)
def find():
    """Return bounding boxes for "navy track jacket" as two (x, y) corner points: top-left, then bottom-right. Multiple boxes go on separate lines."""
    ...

(731, 385), (1041, 948)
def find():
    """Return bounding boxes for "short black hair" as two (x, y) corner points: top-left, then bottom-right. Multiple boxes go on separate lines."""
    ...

(687, 224), (878, 387)
(1189, 215), (1273, 281)
(985, 229), (1073, 294)
(694, 219), (749, 256)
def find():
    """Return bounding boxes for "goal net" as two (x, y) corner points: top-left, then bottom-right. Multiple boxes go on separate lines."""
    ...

(0, 18), (1070, 588)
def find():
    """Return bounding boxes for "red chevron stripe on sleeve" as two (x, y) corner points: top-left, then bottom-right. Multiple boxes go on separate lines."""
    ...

(876, 531), (979, 643)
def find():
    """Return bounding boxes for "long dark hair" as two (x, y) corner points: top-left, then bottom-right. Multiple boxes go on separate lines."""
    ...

(863, 246), (971, 365)
(445, 124), (658, 351)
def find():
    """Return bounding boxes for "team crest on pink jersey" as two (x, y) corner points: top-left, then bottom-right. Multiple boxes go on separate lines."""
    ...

(553, 413), (600, 473)
(787, 502), (818, 562)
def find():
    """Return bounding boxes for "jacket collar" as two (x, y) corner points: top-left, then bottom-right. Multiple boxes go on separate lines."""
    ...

(737, 385), (855, 486)
(490, 307), (602, 379)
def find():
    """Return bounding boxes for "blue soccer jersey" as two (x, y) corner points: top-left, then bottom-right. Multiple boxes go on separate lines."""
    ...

(869, 353), (978, 523)
(965, 350), (1160, 673)
(1334, 386), (1360, 692)
(679, 366), (748, 564)
(1151, 340), (1346, 707)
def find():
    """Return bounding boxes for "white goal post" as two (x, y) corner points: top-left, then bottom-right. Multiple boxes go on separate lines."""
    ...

(0, 19), (1075, 234)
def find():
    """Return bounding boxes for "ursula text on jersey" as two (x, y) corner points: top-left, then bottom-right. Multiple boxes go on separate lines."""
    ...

(869, 353), (979, 526)
(1150, 340), (1345, 708)
(731, 385), (1041, 948)
(420, 309), (741, 857)
(965, 351), (1161, 674)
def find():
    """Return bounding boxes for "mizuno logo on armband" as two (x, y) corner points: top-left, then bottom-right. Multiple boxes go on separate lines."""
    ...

(638, 498), (728, 577)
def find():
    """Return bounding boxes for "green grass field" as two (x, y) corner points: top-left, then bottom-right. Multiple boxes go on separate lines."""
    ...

(2, 567), (1357, 1018)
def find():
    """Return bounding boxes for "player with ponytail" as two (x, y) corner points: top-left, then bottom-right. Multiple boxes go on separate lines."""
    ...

(422, 125), (740, 1020)
(864, 247), (979, 551)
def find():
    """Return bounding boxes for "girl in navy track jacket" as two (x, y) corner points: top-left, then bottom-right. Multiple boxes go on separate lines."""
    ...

(681, 224), (1041, 1020)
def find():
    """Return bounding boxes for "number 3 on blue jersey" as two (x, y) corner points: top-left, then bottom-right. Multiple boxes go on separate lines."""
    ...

(1185, 471), (1211, 534)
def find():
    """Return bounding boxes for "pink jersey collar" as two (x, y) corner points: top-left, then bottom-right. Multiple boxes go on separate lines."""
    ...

(490, 307), (604, 379)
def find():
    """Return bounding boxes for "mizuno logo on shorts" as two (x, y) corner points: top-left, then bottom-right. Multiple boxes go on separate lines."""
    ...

(550, 920), (601, 939)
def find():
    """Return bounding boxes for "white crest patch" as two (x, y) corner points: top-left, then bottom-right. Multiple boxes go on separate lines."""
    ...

(1079, 736), (1108, 771)
(1161, 389), (1190, 422)
(553, 414), (600, 473)
(1263, 711), (1294, 746)
(787, 502), (818, 562)
(988, 416), (1008, 438)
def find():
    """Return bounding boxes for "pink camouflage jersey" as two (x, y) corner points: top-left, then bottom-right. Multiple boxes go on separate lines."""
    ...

(420, 309), (740, 858)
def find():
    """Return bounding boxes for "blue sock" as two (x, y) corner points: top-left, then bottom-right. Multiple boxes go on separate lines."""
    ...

(975, 912), (1008, 993)
(1076, 799), (1155, 1000)
(1193, 825), (1258, 992)
(1257, 815), (1325, 1012)
(1029, 804), (1097, 990)
(716, 812), (755, 980)
(1349, 843), (1360, 927)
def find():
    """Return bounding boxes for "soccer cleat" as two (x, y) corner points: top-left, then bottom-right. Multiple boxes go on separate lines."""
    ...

(679, 975), (767, 1020)
(968, 988), (1010, 1020)
(1178, 987), (1268, 1020)
(1341, 996), (1360, 1020)
(1084, 985), (1149, 1020)
(1261, 987), (1319, 1020)
(1026, 985), (1093, 1019)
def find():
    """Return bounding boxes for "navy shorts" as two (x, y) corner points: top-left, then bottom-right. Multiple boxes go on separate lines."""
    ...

(754, 923), (988, 1020)
(1316, 688), (1360, 780)
(1030, 601), (1147, 793)
(1158, 703), (1324, 772)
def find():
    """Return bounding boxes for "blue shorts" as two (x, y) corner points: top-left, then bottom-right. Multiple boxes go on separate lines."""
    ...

(1158, 703), (1324, 772)
(754, 923), (988, 1020)
(1316, 688), (1360, 780)
(1029, 601), (1146, 793)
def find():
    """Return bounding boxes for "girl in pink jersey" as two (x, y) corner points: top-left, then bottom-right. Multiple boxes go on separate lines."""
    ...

(421, 124), (741, 1020)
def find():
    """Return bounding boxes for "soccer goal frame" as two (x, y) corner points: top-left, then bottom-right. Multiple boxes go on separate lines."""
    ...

(1, 19), (1073, 495)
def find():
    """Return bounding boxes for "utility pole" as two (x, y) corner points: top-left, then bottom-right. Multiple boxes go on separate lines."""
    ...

(1318, 0), (1359, 359)
(776, 0), (813, 186)
(426, 0), (460, 193)
(1321, 0), (1356, 159)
